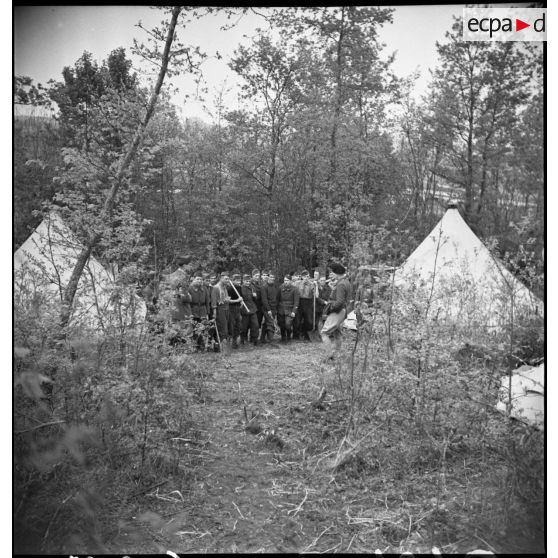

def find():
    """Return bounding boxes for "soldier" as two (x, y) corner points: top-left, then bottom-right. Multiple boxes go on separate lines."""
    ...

(292, 271), (303, 339)
(189, 272), (210, 350)
(251, 268), (264, 333)
(316, 276), (331, 330)
(240, 273), (260, 345)
(202, 273), (215, 319)
(204, 272), (218, 350)
(278, 273), (300, 342)
(211, 271), (231, 352)
(321, 263), (353, 359)
(260, 272), (279, 344)
(227, 272), (244, 349)
(297, 269), (316, 341)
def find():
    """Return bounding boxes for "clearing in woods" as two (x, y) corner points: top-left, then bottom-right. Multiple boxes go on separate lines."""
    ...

(105, 339), (543, 554)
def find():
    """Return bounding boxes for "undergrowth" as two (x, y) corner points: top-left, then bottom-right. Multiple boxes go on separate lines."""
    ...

(309, 287), (544, 553)
(14, 314), (208, 554)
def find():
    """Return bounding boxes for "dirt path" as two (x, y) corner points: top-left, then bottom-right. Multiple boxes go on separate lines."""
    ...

(111, 340), (366, 554)
(107, 339), (544, 555)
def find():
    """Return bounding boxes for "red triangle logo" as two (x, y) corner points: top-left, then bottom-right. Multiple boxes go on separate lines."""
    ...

(516, 18), (530, 31)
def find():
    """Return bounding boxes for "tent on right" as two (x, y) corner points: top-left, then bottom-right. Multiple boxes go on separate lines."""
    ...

(495, 363), (544, 430)
(392, 203), (543, 331)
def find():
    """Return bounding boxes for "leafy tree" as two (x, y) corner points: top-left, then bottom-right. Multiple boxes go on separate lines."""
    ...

(270, 7), (400, 266)
(48, 49), (142, 151)
(426, 19), (534, 226)
(228, 34), (308, 268)
(56, 6), (184, 330)
(14, 75), (51, 106)
(50, 7), (252, 327)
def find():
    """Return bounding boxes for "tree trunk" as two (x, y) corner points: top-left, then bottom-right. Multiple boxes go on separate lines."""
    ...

(464, 109), (475, 220)
(328, 6), (346, 184)
(464, 54), (477, 222)
(320, 6), (346, 271)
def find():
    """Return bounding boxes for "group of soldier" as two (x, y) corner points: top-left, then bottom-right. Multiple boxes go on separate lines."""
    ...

(143, 261), (355, 354)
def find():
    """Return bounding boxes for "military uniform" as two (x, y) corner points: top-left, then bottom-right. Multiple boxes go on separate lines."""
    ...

(169, 285), (192, 346)
(260, 275), (279, 343)
(321, 264), (353, 355)
(227, 274), (243, 348)
(240, 274), (260, 345)
(297, 270), (316, 340)
(211, 275), (230, 348)
(251, 269), (264, 332)
(278, 275), (300, 342)
(189, 278), (210, 350)
(292, 273), (302, 339)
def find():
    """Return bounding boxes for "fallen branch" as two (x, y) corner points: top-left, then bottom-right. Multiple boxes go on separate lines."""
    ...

(346, 533), (357, 551)
(148, 489), (185, 503)
(321, 541), (342, 553)
(330, 426), (379, 472)
(287, 488), (309, 517)
(129, 480), (168, 499)
(303, 524), (333, 552)
(232, 501), (245, 519)
(473, 533), (498, 554)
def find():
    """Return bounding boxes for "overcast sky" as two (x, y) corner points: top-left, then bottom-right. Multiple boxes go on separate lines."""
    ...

(14, 5), (466, 120)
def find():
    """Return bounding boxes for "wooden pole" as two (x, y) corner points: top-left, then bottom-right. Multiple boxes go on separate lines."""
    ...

(228, 280), (250, 313)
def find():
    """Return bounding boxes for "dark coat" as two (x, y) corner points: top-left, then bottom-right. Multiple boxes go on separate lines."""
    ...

(316, 283), (331, 312)
(298, 278), (315, 299)
(261, 283), (280, 313)
(278, 284), (300, 315)
(240, 284), (258, 315)
(328, 277), (352, 314)
(227, 284), (243, 308)
(251, 280), (263, 310)
(188, 285), (209, 319)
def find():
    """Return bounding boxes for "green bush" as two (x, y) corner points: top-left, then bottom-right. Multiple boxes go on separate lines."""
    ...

(14, 301), (205, 553)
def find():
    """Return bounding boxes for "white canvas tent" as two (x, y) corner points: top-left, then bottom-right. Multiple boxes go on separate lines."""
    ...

(14, 212), (146, 331)
(495, 363), (544, 430)
(392, 206), (543, 330)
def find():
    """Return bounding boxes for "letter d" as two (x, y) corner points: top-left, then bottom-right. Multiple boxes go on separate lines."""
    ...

(534, 12), (545, 32)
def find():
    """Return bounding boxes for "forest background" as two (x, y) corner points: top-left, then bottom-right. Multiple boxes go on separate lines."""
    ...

(13, 5), (545, 286)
